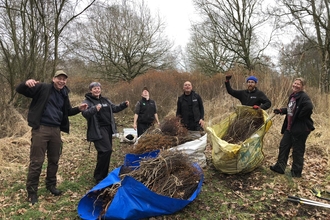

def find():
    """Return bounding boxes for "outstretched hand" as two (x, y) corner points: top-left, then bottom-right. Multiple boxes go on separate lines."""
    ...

(25, 79), (39, 88)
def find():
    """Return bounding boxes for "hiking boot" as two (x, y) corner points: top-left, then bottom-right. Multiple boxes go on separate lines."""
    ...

(28, 194), (38, 205)
(270, 165), (284, 174)
(290, 171), (302, 178)
(47, 186), (62, 196)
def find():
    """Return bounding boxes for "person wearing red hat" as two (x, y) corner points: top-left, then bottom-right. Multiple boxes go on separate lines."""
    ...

(133, 87), (160, 137)
(225, 75), (271, 110)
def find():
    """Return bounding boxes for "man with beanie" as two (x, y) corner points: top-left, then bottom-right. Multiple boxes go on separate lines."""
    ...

(225, 75), (271, 110)
(133, 87), (160, 137)
(15, 70), (88, 205)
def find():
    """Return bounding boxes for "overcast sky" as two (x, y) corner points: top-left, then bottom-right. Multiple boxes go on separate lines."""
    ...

(144, 0), (197, 48)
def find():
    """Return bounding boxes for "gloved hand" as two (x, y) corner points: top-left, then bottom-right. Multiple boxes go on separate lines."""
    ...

(252, 105), (259, 109)
(225, 75), (232, 81)
(273, 109), (282, 114)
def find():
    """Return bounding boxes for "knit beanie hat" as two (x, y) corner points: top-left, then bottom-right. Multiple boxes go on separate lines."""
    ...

(246, 76), (258, 83)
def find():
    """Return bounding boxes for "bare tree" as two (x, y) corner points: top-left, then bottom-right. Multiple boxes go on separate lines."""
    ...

(187, 20), (235, 76)
(190, 0), (275, 72)
(75, 0), (174, 82)
(0, 0), (96, 104)
(275, 0), (330, 93)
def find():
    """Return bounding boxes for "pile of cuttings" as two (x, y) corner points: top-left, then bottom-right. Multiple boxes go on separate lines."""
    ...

(222, 109), (264, 144)
(91, 151), (202, 218)
(128, 116), (194, 154)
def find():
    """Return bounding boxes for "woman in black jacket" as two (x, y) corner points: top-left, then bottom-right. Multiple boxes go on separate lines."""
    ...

(82, 82), (129, 183)
(270, 78), (314, 178)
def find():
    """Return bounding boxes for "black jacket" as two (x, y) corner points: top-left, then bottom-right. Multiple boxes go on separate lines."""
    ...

(176, 91), (204, 130)
(225, 81), (271, 110)
(16, 82), (80, 133)
(279, 91), (314, 134)
(135, 98), (157, 124)
(82, 93), (127, 142)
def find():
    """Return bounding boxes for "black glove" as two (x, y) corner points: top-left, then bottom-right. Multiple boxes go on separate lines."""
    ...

(273, 109), (282, 114)
(225, 75), (232, 81)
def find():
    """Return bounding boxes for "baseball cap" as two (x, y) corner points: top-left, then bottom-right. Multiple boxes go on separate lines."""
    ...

(54, 70), (68, 78)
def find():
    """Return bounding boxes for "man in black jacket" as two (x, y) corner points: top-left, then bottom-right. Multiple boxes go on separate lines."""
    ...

(16, 70), (88, 205)
(225, 75), (271, 110)
(176, 81), (205, 138)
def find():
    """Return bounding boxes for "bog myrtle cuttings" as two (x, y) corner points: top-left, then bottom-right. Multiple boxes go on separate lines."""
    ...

(222, 109), (264, 144)
(91, 151), (201, 219)
(128, 116), (194, 154)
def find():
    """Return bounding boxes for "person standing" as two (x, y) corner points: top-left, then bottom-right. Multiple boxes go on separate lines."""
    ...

(225, 75), (271, 110)
(15, 70), (88, 205)
(270, 78), (314, 178)
(133, 87), (160, 137)
(82, 82), (129, 183)
(176, 81), (205, 138)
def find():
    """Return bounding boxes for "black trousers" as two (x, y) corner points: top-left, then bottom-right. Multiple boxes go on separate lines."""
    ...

(137, 123), (152, 137)
(275, 130), (310, 175)
(93, 126), (113, 182)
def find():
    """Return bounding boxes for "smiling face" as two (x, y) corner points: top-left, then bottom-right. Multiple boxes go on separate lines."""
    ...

(91, 86), (101, 98)
(183, 81), (192, 94)
(53, 75), (67, 90)
(292, 79), (304, 93)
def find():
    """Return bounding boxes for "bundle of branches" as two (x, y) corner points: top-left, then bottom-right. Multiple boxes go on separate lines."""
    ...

(128, 133), (194, 154)
(222, 109), (264, 144)
(128, 116), (194, 154)
(159, 116), (188, 136)
(91, 151), (201, 219)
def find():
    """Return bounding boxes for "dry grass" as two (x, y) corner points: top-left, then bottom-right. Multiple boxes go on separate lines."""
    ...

(0, 68), (330, 219)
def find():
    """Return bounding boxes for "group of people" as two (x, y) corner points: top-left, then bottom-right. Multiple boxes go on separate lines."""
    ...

(16, 70), (314, 205)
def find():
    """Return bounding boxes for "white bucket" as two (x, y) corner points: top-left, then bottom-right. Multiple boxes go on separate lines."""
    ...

(120, 128), (137, 143)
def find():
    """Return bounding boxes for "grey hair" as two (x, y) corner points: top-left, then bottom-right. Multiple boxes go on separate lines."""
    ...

(89, 82), (101, 90)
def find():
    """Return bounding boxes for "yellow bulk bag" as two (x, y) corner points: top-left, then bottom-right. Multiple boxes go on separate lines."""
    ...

(206, 105), (272, 174)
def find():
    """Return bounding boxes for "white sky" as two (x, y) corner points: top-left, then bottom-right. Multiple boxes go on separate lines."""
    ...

(144, 0), (197, 47)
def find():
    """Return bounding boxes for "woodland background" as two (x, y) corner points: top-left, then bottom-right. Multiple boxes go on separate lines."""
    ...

(0, 0), (330, 219)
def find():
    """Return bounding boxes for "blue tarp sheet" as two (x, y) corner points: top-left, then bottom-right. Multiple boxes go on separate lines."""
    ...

(77, 151), (203, 220)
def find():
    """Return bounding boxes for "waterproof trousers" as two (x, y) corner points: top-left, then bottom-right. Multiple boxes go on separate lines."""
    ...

(275, 130), (310, 176)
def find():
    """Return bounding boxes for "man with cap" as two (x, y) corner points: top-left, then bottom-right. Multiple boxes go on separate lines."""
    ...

(133, 87), (160, 137)
(225, 75), (271, 110)
(15, 70), (88, 205)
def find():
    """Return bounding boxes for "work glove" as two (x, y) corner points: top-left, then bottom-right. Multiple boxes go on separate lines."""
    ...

(252, 105), (260, 109)
(225, 75), (232, 81)
(273, 109), (282, 114)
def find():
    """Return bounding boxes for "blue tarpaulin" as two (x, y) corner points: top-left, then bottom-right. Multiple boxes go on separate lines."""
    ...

(77, 151), (203, 220)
